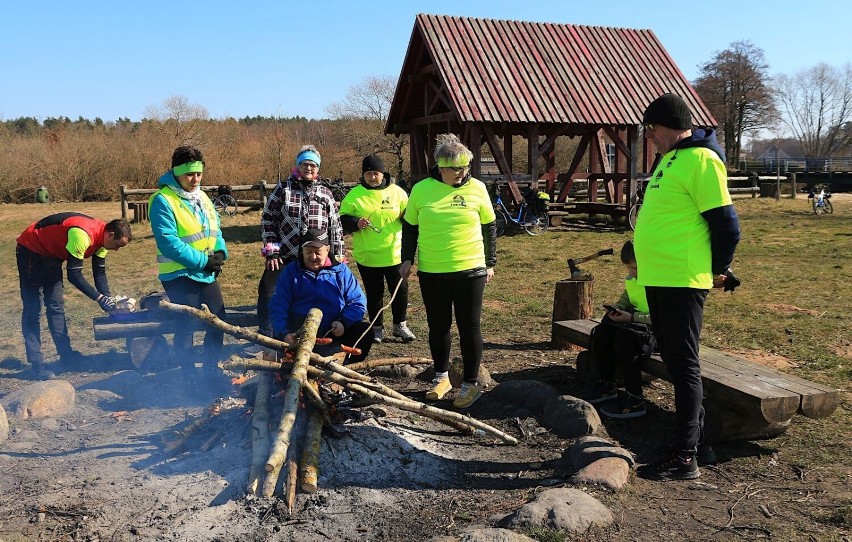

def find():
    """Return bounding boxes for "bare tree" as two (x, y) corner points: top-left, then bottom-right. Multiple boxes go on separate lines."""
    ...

(144, 95), (209, 145)
(693, 41), (777, 167)
(326, 75), (408, 181)
(775, 63), (852, 157)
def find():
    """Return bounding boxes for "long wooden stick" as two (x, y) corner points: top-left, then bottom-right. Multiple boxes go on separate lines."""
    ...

(345, 357), (433, 372)
(300, 403), (323, 494)
(247, 372), (272, 495)
(262, 308), (321, 497)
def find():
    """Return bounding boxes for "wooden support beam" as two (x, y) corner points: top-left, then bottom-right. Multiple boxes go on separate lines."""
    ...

(529, 124), (540, 191)
(557, 133), (592, 202)
(483, 125), (522, 204)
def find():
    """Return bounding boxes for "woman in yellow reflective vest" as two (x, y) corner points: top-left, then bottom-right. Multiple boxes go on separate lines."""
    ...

(149, 145), (229, 392)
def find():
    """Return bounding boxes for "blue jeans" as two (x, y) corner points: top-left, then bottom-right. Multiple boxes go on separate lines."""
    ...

(17, 244), (74, 369)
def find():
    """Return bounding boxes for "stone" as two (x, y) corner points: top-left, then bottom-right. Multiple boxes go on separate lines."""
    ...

(0, 404), (8, 443)
(502, 488), (613, 533)
(428, 529), (536, 542)
(540, 395), (601, 438)
(561, 436), (635, 470)
(571, 457), (631, 490)
(1, 380), (76, 420)
(40, 418), (61, 431)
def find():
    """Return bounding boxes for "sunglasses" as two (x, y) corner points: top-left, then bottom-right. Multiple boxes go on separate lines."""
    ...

(300, 162), (319, 170)
(441, 166), (469, 173)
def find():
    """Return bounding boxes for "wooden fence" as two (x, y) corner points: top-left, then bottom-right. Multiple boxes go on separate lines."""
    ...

(119, 181), (273, 223)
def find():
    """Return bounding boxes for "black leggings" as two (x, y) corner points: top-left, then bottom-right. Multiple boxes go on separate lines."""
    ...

(356, 263), (408, 327)
(162, 276), (226, 371)
(589, 320), (652, 397)
(418, 273), (486, 383)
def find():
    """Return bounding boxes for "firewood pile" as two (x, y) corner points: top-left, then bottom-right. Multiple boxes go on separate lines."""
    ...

(159, 301), (517, 513)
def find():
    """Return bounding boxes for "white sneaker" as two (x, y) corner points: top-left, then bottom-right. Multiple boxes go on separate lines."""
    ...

(393, 321), (416, 342)
(373, 326), (384, 343)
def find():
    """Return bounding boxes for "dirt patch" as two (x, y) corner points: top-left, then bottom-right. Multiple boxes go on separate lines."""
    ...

(763, 303), (824, 317)
(726, 348), (798, 370)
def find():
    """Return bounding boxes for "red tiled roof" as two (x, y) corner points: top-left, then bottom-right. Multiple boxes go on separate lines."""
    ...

(388, 14), (716, 128)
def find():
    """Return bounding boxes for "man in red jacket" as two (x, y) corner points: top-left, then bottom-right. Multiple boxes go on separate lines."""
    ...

(16, 213), (132, 379)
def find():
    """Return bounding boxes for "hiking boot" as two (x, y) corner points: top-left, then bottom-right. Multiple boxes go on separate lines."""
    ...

(58, 350), (84, 372)
(697, 442), (717, 465)
(453, 382), (482, 409)
(599, 392), (646, 419)
(637, 452), (700, 481)
(32, 367), (56, 381)
(373, 326), (384, 343)
(425, 377), (452, 401)
(585, 382), (618, 405)
(392, 321), (416, 342)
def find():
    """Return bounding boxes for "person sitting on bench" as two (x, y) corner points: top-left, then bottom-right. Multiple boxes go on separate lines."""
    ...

(269, 228), (373, 363)
(586, 240), (654, 419)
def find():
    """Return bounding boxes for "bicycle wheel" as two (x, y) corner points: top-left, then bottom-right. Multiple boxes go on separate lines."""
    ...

(812, 199), (822, 215)
(495, 210), (508, 237)
(523, 212), (549, 236)
(824, 199), (833, 214)
(628, 203), (641, 230)
(214, 195), (238, 216)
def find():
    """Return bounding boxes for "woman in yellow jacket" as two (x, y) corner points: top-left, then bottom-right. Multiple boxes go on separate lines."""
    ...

(339, 154), (415, 343)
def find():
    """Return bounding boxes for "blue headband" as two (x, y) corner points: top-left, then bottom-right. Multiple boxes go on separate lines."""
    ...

(295, 150), (321, 168)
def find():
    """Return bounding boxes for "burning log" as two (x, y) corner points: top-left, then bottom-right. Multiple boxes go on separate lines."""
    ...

(247, 372), (273, 495)
(261, 308), (321, 498)
(300, 401), (323, 494)
(345, 357), (433, 372)
(285, 458), (299, 514)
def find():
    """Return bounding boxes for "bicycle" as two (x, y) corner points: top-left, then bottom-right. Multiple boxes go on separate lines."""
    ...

(212, 185), (238, 217)
(318, 177), (349, 202)
(493, 189), (549, 236)
(808, 186), (833, 215)
(627, 177), (649, 231)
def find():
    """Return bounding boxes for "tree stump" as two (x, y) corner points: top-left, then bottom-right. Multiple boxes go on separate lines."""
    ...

(551, 278), (594, 350)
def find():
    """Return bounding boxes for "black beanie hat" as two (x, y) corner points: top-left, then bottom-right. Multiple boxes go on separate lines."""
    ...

(362, 154), (386, 174)
(643, 93), (692, 130)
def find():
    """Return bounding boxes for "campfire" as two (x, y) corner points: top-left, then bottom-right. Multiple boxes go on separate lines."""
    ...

(159, 301), (517, 514)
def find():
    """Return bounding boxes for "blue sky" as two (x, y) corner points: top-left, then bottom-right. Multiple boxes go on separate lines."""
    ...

(1, 0), (849, 122)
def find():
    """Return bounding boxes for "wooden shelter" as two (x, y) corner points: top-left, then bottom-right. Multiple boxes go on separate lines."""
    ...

(385, 14), (717, 217)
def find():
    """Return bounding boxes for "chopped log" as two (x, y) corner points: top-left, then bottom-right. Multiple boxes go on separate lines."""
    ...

(345, 357), (433, 372)
(551, 278), (594, 350)
(247, 372), (272, 496)
(301, 401), (323, 494)
(286, 459), (298, 514)
(262, 308), (321, 497)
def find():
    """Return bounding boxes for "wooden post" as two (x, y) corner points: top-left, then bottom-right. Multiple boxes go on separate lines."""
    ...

(551, 277), (594, 350)
(788, 172), (797, 199)
(259, 179), (268, 209)
(119, 184), (128, 221)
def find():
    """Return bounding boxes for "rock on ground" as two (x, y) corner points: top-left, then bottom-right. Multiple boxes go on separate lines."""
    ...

(429, 527), (536, 542)
(572, 457), (630, 490)
(0, 380), (75, 419)
(485, 380), (559, 411)
(501, 488), (613, 533)
(540, 395), (601, 438)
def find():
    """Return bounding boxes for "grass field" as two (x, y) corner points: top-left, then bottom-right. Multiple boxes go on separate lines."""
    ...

(1, 196), (849, 387)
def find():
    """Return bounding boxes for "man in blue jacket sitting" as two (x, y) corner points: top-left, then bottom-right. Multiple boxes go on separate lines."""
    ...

(269, 229), (373, 363)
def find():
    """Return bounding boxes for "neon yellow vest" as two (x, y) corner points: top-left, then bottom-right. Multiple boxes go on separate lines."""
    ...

(149, 187), (219, 275)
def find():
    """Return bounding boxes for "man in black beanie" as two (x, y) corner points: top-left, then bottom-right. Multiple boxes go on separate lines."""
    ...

(362, 154), (386, 175)
(633, 93), (741, 481)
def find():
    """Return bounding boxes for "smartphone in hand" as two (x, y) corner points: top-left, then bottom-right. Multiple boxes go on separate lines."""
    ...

(602, 304), (621, 313)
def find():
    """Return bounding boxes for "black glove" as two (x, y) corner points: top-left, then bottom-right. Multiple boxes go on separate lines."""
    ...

(203, 252), (224, 274)
(723, 269), (741, 293)
(97, 294), (117, 313)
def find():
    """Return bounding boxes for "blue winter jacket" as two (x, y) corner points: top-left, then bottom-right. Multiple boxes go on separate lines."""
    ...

(149, 171), (228, 283)
(269, 258), (367, 338)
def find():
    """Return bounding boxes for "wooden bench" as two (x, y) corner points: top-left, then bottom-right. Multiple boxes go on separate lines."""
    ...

(93, 305), (259, 370)
(552, 318), (841, 442)
(128, 201), (150, 223)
